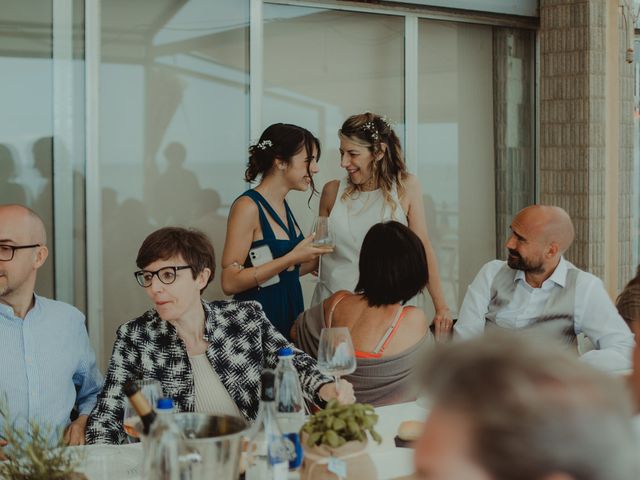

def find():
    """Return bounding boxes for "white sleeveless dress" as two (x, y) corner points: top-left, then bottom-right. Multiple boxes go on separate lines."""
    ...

(311, 178), (408, 306)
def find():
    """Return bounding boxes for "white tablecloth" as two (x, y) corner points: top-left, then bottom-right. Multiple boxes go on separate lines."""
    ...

(75, 401), (427, 480)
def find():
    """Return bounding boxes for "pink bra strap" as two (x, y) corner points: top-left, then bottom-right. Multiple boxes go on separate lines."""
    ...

(326, 292), (350, 328)
(372, 305), (412, 354)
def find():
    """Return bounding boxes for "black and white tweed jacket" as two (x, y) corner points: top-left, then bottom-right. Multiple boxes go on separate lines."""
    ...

(86, 299), (331, 444)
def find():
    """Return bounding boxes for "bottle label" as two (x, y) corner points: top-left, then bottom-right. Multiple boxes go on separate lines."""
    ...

(328, 457), (347, 478)
(284, 432), (303, 469)
(271, 460), (289, 480)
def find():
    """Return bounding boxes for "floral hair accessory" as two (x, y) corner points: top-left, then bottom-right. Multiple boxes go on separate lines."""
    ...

(257, 139), (273, 150)
(361, 121), (379, 141)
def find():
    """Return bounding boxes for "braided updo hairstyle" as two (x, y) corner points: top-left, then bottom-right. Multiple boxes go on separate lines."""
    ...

(245, 123), (321, 199)
(339, 113), (407, 216)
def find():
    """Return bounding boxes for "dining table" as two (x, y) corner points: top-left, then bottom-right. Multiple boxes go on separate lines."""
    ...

(74, 400), (427, 480)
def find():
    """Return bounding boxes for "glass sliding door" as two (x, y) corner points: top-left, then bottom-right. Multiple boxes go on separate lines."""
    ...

(0, 1), (86, 309)
(2, 1), (539, 367)
(493, 28), (536, 258)
(0, 3), (54, 298)
(417, 19), (496, 314)
(99, 0), (249, 367)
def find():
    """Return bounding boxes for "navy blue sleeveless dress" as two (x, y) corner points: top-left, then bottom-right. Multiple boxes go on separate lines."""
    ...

(233, 190), (305, 339)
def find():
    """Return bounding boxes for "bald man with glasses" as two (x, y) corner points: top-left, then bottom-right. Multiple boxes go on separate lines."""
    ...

(0, 204), (102, 454)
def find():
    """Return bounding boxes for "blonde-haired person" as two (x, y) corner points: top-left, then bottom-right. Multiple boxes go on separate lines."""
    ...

(312, 112), (452, 336)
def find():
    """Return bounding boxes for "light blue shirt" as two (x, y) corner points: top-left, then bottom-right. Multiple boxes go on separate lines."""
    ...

(0, 294), (103, 436)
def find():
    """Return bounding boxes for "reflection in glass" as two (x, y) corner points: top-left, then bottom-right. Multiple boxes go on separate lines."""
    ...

(493, 29), (535, 259)
(0, 4), (54, 296)
(418, 20), (496, 314)
(0, 2), (86, 303)
(100, 0), (249, 367)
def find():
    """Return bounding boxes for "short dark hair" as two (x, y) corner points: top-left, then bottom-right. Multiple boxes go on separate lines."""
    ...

(136, 227), (215, 290)
(355, 221), (428, 307)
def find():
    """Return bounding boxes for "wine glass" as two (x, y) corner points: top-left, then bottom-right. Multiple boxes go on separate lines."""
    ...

(310, 216), (335, 285)
(316, 327), (356, 393)
(122, 379), (162, 442)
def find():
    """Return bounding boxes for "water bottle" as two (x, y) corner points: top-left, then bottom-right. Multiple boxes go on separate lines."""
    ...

(144, 398), (183, 480)
(274, 346), (305, 470)
(246, 370), (291, 480)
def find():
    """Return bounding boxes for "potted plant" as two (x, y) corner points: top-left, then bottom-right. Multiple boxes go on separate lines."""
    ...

(299, 400), (381, 480)
(0, 400), (86, 480)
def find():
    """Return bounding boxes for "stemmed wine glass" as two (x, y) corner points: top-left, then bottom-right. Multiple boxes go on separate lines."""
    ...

(310, 216), (335, 285)
(316, 327), (356, 392)
(122, 379), (162, 442)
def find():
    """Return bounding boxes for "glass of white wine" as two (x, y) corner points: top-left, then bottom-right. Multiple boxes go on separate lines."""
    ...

(122, 379), (162, 442)
(317, 327), (356, 393)
(311, 216), (335, 285)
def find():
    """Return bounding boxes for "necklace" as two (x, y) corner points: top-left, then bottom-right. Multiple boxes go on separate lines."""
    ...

(356, 174), (378, 192)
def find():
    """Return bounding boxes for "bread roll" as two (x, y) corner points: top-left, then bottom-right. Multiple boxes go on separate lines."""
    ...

(397, 420), (424, 441)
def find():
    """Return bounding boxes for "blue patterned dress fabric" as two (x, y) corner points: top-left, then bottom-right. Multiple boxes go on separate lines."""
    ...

(233, 189), (304, 339)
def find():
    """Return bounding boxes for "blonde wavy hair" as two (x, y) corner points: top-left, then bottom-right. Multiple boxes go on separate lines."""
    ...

(339, 112), (408, 217)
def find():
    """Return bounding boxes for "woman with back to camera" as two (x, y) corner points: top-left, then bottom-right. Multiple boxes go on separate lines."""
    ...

(221, 123), (329, 339)
(313, 112), (452, 336)
(295, 221), (430, 406)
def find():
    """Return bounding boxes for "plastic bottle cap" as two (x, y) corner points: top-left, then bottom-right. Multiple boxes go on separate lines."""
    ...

(278, 347), (294, 357)
(157, 397), (174, 410)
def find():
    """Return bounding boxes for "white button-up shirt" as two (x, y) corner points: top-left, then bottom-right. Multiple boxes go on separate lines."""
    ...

(455, 257), (635, 373)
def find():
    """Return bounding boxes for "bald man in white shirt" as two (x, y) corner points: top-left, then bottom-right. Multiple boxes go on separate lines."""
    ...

(455, 205), (634, 373)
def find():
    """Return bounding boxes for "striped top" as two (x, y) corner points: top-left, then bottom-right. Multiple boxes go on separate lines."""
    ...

(189, 354), (242, 417)
(0, 295), (103, 435)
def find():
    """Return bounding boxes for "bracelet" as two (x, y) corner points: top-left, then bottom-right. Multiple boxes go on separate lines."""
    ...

(222, 261), (244, 270)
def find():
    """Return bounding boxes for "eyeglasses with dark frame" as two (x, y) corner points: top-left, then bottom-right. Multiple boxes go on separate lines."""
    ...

(133, 265), (191, 288)
(134, 265), (192, 288)
(0, 244), (41, 262)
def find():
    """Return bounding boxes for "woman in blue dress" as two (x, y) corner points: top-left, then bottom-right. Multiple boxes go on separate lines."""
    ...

(221, 124), (328, 338)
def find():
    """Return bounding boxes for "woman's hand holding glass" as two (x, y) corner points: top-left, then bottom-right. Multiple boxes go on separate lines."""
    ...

(309, 216), (334, 283)
(289, 233), (331, 266)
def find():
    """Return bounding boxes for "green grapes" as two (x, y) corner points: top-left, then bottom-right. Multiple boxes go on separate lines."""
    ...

(301, 401), (382, 448)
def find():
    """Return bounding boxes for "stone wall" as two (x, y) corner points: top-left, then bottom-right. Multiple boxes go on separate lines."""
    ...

(539, 0), (634, 288)
(618, 9), (635, 287)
